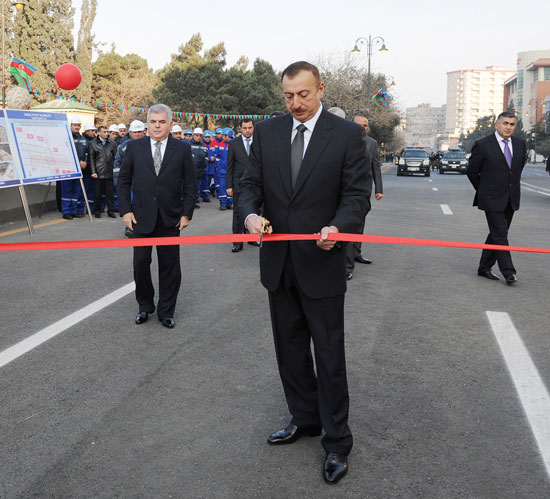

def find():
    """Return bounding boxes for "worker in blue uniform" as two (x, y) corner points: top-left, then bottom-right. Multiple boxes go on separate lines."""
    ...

(217, 127), (233, 210)
(190, 127), (209, 208)
(61, 117), (88, 219)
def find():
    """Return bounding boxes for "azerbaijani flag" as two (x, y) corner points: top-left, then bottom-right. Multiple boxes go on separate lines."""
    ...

(8, 57), (37, 91)
(9, 57), (37, 76)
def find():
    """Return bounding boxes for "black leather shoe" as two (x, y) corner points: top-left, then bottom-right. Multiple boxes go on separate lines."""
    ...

(74, 212), (84, 218)
(220, 206), (226, 211)
(202, 198), (211, 203)
(194, 204), (201, 209)
(135, 312), (149, 324)
(346, 272), (353, 281)
(267, 423), (322, 445)
(62, 213), (73, 220)
(159, 317), (175, 328)
(248, 241), (261, 247)
(505, 274), (518, 285)
(478, 270), (500, 280)
(94, 212), (101, 218)
(324, 453), (348, 484)
(354, 255), (372, 264)
(231, 244), (243, 252)
(108, 212), (116, 218)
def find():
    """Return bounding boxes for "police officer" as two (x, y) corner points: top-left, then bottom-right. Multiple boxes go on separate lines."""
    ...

(61, 117), (88, 219)
(190, 127), (209, 208)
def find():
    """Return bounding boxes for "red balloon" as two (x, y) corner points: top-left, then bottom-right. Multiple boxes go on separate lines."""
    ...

(55, 64), (82, 90)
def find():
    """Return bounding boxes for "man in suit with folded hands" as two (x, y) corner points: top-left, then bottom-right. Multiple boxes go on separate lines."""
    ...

(467, 111), (527, 285)
(118, 104), (196, 328)
(239, 61), (370, 484)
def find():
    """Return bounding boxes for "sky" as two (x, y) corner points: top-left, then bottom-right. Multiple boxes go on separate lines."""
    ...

(77, 0), (550, 112)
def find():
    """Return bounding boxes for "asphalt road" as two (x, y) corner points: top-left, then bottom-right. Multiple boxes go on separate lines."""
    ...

(1, 164), (549, 498)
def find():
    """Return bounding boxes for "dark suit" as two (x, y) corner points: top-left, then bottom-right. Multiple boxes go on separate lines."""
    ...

(118, 135), (196, 318)
(239, 109), (369, 456)
(226, 135), (252, 235)
(467, 133), (527, 276)
(346, 133), (379, 272)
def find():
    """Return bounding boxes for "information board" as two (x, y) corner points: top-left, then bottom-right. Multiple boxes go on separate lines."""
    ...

(0, 110), (21, 188)
(6, 110), (82, 185)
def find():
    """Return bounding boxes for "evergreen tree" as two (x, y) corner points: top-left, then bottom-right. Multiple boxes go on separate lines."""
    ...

(75, 0), (97, 100)
(92, 51), (158, 125)
(10, 0), (75, 95)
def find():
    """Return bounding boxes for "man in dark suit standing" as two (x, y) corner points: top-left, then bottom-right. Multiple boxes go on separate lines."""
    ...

(345, 115), (382, 279)
(467, 111), (527, 285)
(239, 61), (369, 484)
(226, 118), (254, 253)
(118, 104), (196, 328)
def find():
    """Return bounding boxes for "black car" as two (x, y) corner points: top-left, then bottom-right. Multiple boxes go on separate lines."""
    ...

(439, 150), (468, 174)
(397, 149), (430, 177)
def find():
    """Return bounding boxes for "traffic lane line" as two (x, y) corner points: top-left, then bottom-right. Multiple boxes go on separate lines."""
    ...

(521, 181), (550, 197)
(486, 311), (550, 478)
(0, 282), (135, 369)
(0, 219), (67, 238)
(433, 187), (439, 191)
(440, 204), (453, 215)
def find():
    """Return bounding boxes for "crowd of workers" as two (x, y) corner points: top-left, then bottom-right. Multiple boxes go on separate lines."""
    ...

(60, 117), (246, 224)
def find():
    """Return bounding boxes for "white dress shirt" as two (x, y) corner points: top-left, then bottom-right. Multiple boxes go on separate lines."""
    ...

(242, 135), (253, 154)
(150, 136), (169, 162)
(495, 131), (513, 157)
(291, 104), (323, 158)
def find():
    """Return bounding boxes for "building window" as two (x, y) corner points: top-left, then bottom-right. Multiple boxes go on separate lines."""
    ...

(544, 67), (550, 81)
(518, 70), (524, 90)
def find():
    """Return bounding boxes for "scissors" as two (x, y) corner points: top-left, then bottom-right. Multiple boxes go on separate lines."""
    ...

(258, 217), (268, 247)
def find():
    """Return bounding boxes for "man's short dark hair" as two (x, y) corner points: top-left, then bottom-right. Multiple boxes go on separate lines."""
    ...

(97, 125), (106, 132)
(497, 111), (517, 121)
(240, 118), (254, 126)
(270, 111), (284, 118)
(354, 113), (369, 120)
(281, 61), (321, 84)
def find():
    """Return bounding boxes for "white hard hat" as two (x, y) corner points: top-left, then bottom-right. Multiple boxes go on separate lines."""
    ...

(171, 125), (183, 133)
(83, 123), (96, 131)
(108, 124), (119, 133)
(118, 123), (127, 130)
(193, 127), (203, 135)
(70, 116), (82, 124)
(129, 120), (145, 132)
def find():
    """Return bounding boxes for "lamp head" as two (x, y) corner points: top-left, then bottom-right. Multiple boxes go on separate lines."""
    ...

(13, 1), (26, 9)
(352, 44), (360, 54)
(379, 43), (388, 52)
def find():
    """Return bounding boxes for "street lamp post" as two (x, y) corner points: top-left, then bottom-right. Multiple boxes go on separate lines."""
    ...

(352, 35), (388, 112)
(2, 0), (25, 108)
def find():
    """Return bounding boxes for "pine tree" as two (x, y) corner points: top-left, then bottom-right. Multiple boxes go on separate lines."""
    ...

(10, 0), (75, 96)
(75, 0), (97, 100)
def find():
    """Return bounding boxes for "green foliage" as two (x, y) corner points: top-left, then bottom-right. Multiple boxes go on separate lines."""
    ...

(92, 51), (158, 125)
(75, 0), (97, 100)
(531, 121), (550, 157)
(154, 35), (283, 128)
(460, 115), (496, 153)
(10, 0), (75, 95)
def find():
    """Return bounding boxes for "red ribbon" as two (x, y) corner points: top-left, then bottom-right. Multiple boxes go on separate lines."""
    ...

(1, 233), (549, 254)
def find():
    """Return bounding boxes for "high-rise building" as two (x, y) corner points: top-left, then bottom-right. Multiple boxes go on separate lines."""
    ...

(445, 66), (516, 136)
(404, 103), (446, 149)
(503, 50), (550, 132)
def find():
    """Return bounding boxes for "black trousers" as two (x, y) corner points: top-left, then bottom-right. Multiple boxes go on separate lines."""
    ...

(268, 253), (353, 455)
(93, 178), (115, 213)
(231, 185), (244, 236)
(479, 202), (516, 276)
(133, 212), (181, 319)
(345, 218), (366, 273)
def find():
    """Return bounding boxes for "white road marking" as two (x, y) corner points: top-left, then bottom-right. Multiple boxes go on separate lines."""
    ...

(521, 181), (550, 197)
(440, 204), (453, 215)
(487, 311), (550, 478)
(428, 179), (433, 183)
(432, 187), (439, 191)
(0, 282), (135, 369)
